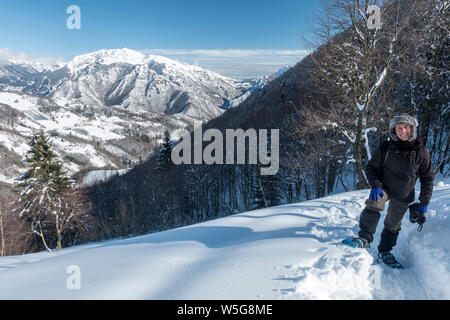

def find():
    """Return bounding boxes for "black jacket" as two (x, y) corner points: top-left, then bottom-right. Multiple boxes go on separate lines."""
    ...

(365, 139), (435, 206)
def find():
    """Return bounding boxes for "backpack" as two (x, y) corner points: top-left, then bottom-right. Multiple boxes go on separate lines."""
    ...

(380, 138), (421, 169)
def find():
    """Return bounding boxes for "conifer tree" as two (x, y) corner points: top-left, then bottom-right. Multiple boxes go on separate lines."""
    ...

(156, 130), (173, 171)
(14, 132), (90, 251)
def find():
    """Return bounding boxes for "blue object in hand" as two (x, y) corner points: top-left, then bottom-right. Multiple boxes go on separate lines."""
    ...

(369, 188), (384, 201)
(417, 205), (427, 214)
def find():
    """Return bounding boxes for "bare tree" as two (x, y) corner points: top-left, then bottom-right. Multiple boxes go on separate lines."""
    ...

(287, 102), (348, 196)
(300, 0), (412, 189)
(52, 187), (93, 250)
(414, 0), (449, 174)
(0, 191), (8, 256)
(0, 185), (30, 256)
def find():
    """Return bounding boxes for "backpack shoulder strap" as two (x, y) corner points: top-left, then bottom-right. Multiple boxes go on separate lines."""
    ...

(380, 141), (390, 167)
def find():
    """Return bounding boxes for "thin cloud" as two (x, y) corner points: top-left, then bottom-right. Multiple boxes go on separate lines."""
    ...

(141, 48), (310, 78)
(143, 48), (309, 58)
(0, 48), (64, 65)
(200, 63), (290, 80)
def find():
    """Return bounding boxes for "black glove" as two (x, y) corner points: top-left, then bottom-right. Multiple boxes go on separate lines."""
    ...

(409, 203), (426, 232)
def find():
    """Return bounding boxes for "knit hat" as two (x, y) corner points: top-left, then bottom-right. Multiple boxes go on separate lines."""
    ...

(389, 114), (419, 142)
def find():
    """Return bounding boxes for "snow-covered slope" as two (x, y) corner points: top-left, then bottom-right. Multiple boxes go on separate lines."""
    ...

(81, 169), (130, 187)
(0, 91), (195, 184)
(0, 177), (448, 300)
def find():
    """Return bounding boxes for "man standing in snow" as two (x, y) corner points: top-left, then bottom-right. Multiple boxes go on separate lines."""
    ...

(344, 114), (435, 268)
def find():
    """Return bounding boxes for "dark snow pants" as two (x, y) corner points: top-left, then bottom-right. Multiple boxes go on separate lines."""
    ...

(358, 190), (410, 253)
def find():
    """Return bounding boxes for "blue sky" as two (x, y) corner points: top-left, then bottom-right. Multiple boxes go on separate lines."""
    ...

(0, 0), (319, 78)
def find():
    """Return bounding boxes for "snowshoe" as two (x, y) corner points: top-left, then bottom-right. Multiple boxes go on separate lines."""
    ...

(377, 251), (403, 269)
(342, 237), (370, 248)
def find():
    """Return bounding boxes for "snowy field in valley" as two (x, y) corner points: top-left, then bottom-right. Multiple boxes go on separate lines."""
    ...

(80, 169), (130, 186)
(0, 176), (449, 300)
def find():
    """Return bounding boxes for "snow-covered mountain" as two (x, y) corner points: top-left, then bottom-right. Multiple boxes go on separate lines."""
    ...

(0, 48), (262, 120)
(0, 177), (448, 299)
(0, 49), (274, 185)
(0, 63), (42, 91)
(271, 66), (291, 78)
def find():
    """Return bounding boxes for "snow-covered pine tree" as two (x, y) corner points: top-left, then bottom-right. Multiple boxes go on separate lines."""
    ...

(14, 132), (61, 251)
(14, 131), (90, 251)
(156, 130), (173, 171)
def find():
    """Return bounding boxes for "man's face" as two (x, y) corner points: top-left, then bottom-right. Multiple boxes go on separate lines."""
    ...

(395, 124), (412, 141)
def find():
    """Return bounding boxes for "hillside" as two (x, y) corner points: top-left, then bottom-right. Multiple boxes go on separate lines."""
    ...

(0, 176), (448, 299)
(0, 90), (194, 184)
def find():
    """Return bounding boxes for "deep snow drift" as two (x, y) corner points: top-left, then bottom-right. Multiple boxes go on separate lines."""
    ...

(0, 176), (449, 300)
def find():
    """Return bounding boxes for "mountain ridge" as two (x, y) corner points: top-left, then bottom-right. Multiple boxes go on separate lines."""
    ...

(1, 48), (267, 119)
(0, 48), (289, 185)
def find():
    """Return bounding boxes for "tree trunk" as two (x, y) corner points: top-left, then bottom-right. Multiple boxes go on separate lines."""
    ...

(37, 222), (51, 252)
(327, 161), (337, 194)
(420, 103), (431, 145)
(57, 231), (62, 251)
(303, 177), (311, 201)
(0, 209), (4, 256)
(439, 131), (449, 174)
(355, 114), (369, 190)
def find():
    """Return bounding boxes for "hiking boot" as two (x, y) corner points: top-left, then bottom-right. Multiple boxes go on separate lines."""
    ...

(342, 237), (370, 248)
(377, 251), (403, 269)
